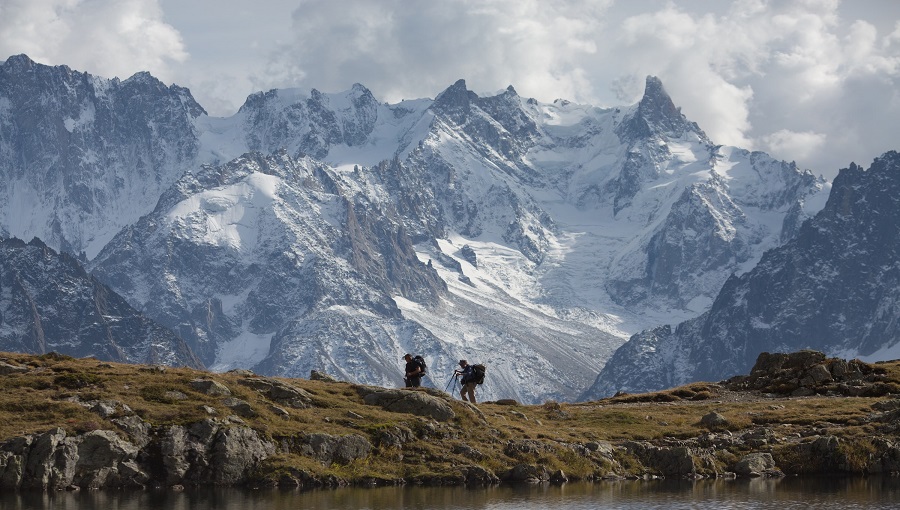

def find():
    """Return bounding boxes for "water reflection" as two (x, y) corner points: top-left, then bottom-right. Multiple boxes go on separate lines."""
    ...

(4, 477), (900, 509)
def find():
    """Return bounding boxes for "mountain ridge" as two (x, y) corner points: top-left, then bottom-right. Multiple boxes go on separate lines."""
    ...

(0, 54), (833, 402)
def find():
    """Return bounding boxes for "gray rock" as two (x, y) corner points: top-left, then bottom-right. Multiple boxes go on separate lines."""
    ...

(299, 433), (372, 466)
(623, 441), (714, 477)
(550, 469), (568, 484)
(310, 370), (339, 382)
(502, 464), (549, 483)
(111, 415), (152, 449)
(734, 452), (779, 477)
(239, 377), (314, 409)
(700, 412), (729, 429)
(0, 361), (28, 375)
(73, 430), (141, 489)
(462, 465), (498, 485)
(190, 378), (232, 396)
(222, 398), (257, 418)
(209, 426), (276, 484)
(361, 388), (455, 421)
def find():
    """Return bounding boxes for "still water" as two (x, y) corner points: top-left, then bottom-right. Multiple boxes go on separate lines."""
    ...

(4, 478), (900, 509)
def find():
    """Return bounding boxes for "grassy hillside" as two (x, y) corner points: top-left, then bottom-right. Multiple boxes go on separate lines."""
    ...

(1, 350), (899, 486)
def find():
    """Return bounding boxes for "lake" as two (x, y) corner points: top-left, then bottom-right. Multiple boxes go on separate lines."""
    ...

(4, 477), (900, 509)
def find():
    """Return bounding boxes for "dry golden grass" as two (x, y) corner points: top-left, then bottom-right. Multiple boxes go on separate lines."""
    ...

(1, 351), (898, 482)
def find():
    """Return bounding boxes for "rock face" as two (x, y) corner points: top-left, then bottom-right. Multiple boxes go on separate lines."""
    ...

(585, 152), (900, 397)
(0, 237), (201, 368)
(0, 54), (205, 257)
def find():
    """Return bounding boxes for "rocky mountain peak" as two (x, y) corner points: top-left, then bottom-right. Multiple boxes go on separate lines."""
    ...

(433, 79), (477, 122)
(1, 54), (37, 71)
(587, 150), (900, 398)
(616, 75), (707, 142)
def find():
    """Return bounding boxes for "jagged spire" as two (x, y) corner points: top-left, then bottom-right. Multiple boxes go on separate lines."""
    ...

(616, 75), (706, 142)
(432, 79), (477, 123)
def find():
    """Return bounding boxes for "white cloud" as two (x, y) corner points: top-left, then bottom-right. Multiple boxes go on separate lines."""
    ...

(760, 129), (827, 162)
(3, 0), (900, 178)
(264, 0), (613, 104)
(0, 0), (187, 82)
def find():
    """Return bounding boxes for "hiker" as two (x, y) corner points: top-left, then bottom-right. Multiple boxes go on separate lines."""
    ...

(403, 353), (425, 387)
(454, 359), (477, 403)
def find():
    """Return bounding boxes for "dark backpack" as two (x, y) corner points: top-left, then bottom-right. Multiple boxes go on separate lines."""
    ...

(413, 355), (427, 374)
(472, 364), (486, 384)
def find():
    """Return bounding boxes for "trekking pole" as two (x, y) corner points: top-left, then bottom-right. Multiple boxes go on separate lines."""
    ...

(444, 373), (456, 391)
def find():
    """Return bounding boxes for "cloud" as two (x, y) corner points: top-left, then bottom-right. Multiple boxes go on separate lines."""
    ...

(265, 0), (613, 103)
(260, 0), (900, 176)
(0, 0), (187, 82)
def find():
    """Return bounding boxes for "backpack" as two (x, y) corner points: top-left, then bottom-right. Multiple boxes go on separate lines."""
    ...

(413, 355), (427, 374)
(472, 364), (486, 384)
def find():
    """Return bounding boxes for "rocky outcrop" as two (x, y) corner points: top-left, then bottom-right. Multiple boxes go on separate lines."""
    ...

(733, 453), (782, 477)
(238, 377), (314, 409)
(725, 351), (893, 397)
(358, 387), (456, 421)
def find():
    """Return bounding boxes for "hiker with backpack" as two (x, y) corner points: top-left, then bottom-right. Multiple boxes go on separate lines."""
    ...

(403, 353), (426, 387)
(454, 359), (484, 404)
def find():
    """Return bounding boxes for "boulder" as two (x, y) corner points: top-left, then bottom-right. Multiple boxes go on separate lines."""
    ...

(310, 370), (339, 382)
(239, 377), (314, 409)
(462, 465), (498, 485)
(299, 433), (372, 465)
(360, 388), (455, 421)
(209, 426), (276, 484)
(501, 464), (549, 483)
(0, 361), (28, 375)
(190, 378), (232, 396)
(222, 398), (257, 418)
(73, 430), (142, 489)
(700, 412), (729, 430)
(734, 452), (781, 477)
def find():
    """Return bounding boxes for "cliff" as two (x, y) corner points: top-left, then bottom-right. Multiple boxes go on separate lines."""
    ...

(1, 350), (899, 490)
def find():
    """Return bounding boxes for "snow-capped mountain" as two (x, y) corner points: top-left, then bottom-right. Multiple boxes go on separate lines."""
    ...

(0, 237), (201, 367)
(584, 151), (900, 398)
(0, 55), (205, 259)
(0, 54), (830, 401)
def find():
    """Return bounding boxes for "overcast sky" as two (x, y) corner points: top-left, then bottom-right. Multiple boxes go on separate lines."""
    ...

(2, 0), (899, 179)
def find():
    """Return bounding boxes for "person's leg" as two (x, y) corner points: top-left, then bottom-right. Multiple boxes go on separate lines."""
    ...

(460, 386), (468, 401)
(412, 376), (421, 387)
(464, 383), (476, 403)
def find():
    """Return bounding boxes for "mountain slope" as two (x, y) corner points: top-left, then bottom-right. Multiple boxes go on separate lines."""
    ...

(0, 54), (205, 258)
(0, 237), (201, 367)
(584, 151), (900, 398)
